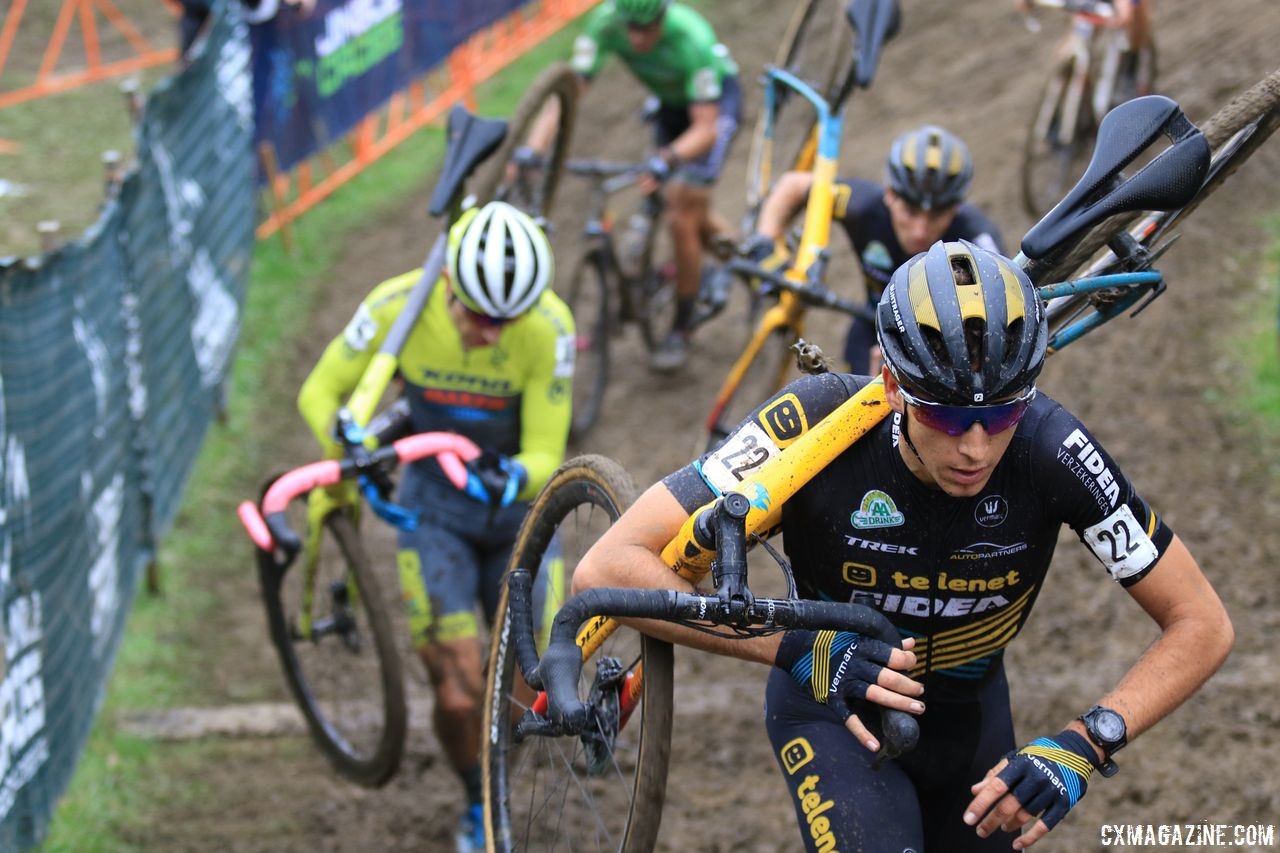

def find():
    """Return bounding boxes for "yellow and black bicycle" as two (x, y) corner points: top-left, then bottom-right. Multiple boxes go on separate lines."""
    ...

(704, 0), (900, 450)
(480, 72), (1280, 851)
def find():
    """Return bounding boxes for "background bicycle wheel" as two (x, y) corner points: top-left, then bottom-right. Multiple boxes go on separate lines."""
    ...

(92, 0), (1280, 848)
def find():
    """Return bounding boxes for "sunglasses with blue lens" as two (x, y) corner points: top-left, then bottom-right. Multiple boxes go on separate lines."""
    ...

(899, 385), (1037, 437)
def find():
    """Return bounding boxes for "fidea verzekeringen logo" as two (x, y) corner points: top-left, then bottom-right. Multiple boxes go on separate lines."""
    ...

(851, 490), (905, 529)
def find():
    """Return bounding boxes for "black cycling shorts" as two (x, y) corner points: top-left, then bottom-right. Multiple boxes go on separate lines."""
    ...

(764, 663), (1019, 853)
(650, 75), (742, 186)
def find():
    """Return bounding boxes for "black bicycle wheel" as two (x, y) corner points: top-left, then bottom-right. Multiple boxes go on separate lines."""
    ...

(483, 455), (674, 852)
(745, 0), (851, 211)
(636, 261), (678, 351)
(705, 326), (795, 451)
(566, 249), (612, 441)
(257, 499), (406, 787)
(1021, 58), (1095, 219)
(473, 61), (579, 219)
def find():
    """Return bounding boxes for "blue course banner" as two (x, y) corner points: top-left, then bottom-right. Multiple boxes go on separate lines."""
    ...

(252, 0), (528, 174)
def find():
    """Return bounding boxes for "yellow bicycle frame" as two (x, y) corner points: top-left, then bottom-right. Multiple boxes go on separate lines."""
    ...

(706, 68), (847, 438)
(579, 376), (888, 658)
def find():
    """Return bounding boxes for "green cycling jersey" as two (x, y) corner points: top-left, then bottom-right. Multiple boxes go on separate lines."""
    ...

(298, 271), (575, 500)
(571, 1), (738, 106)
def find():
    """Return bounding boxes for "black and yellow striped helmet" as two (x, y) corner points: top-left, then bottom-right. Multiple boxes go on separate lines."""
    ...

(885, 125), (973, 210)
(877, 241), (1047, 404)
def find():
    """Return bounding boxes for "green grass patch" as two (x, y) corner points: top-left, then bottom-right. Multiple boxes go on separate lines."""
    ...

(40, 15), (589, 850)
(1235, 212), (1280, 432)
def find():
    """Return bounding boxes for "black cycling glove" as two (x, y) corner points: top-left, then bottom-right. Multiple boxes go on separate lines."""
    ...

(994, 729), (1097, 831)
(774, 629), (894, 718)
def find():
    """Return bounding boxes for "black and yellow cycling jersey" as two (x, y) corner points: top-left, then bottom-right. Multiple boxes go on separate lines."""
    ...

(298, 271), (575, 499)
(831, 178), (1004, 373)
(664, 372), (1174, 702)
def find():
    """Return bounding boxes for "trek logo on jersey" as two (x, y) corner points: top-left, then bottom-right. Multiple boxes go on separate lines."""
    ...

(1059, 428), (1121, 509)
(780, 737), (815, 775)
(851, 490), (904, 529)
(844, 535), (918, 556)
(974, 495), (1008, 527)
(758, 394), (807, 446)
(862, 240), (894, 273)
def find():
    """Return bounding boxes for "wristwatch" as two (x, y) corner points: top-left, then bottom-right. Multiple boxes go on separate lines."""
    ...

(1079, 705), (1128, 777)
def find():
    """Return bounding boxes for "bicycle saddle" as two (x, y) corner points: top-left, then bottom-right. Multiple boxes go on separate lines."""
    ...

(1021, 96), (1210, 261)
(428, 105), (509, 217)
(847, 0), (901, 89)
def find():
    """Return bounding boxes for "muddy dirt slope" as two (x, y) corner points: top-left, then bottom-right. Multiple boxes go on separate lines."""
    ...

(136, 0), (1279, 850)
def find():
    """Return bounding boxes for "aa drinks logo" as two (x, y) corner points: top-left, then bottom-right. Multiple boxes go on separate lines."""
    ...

(851, 490), (904, 529)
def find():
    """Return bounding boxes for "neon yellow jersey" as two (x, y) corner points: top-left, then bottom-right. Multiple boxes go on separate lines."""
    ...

(298, 271), (575, 499)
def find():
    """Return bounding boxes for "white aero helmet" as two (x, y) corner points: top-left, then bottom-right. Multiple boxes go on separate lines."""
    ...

(447, 201), (554, 319)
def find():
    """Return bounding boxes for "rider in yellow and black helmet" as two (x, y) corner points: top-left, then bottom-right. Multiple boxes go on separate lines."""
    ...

(885, 125), (974, 211)
(876, 239), (1047, 405)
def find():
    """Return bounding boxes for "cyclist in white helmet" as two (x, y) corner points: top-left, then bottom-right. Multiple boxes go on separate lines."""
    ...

(298, 201), (574, 851)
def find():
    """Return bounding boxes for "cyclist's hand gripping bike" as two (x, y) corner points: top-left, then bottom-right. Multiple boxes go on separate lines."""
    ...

(477, 75), (1280, 849)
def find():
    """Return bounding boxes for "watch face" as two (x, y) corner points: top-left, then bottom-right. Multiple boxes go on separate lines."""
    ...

(1092, 709), (1126, 743)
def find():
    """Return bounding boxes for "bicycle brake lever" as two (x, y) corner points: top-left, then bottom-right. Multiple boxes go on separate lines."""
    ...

(359, 476), (419, 531)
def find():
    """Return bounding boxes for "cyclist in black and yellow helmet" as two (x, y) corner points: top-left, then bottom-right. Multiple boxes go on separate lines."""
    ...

(575, 239), (1231, 851)
(747, 125), (1003, 376)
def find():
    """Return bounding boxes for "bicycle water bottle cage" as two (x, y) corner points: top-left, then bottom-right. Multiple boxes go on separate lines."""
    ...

(427, 105), (509, 217)
(847, 0), (901, 89)
(359, 476), (420, 531)
(1021, 96), (1210, 261)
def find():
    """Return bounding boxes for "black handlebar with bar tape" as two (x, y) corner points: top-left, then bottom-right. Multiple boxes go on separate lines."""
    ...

(724, 256), (876, 321)
(507, 570), (921, 760)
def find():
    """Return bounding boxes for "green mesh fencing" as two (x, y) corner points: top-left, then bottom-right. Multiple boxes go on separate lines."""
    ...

(0, 2), (254, 847)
